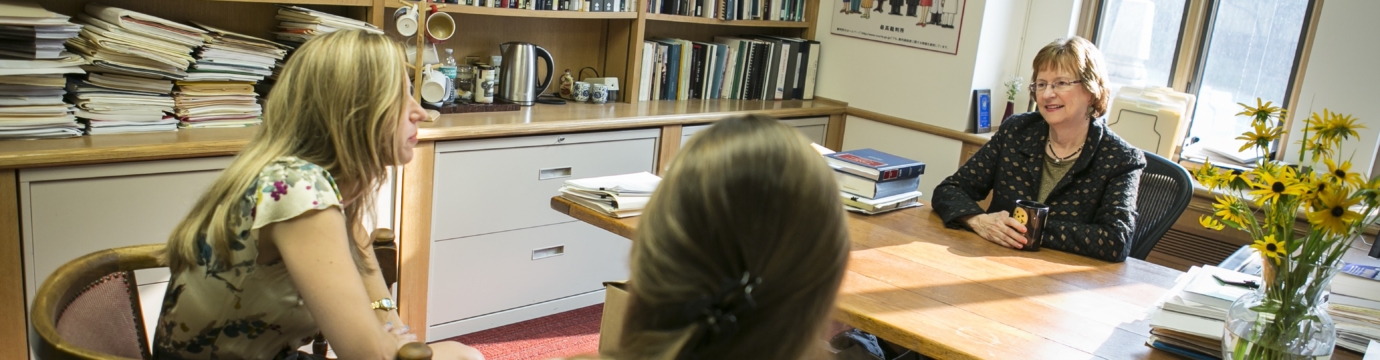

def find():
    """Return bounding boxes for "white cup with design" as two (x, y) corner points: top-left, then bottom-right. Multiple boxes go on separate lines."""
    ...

(393, 5), (419, 37)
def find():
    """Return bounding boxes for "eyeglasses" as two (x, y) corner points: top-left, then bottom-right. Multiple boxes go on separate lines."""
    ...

(1029, 80), (1083, 93)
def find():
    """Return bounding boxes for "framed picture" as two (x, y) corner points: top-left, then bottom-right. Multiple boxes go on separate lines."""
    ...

(829, 0), (966, 54)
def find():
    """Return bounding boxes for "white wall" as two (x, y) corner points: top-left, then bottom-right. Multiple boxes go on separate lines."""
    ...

(815, 0), (989, 131)
(841, 117), (963, 202)
(1286, 0), (1380, 175)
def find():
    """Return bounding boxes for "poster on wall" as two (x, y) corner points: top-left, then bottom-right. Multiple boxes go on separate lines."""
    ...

(830, 0), (965, 54)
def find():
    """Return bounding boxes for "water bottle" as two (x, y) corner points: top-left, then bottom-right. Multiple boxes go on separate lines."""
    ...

(441, 49), (459, 103)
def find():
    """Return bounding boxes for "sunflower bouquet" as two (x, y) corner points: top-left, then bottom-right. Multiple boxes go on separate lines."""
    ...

(1194, 99), (1378, 359)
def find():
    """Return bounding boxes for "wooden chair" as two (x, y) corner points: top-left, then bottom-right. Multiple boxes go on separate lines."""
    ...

(29, 241), (431, 360)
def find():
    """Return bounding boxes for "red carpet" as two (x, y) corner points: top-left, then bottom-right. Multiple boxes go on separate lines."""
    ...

(443, 304), (604, 360)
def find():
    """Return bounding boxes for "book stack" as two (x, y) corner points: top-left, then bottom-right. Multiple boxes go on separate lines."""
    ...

(558, 172), (661, 218)
(639, 35), (819, 102)
(1145, 265), (1257, 359)
(0, 0), (85, 139)
(175, 23), (287, 129)
(821, 148), (924, 215)
(1327, 247), (1380, 352)
(66, 4), (206, 134)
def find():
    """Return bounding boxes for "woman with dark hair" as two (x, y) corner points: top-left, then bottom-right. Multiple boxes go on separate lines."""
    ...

(612, 114), (850, 360)
(932, 36), (1146, 263)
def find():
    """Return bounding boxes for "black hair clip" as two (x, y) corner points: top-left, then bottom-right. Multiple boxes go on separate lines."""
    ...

(685, 272), (763, 337)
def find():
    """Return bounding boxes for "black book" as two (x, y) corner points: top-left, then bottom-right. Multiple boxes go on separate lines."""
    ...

(688, 43), (706, 99)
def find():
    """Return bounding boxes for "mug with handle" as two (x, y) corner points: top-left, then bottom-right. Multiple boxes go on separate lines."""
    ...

(425, 7), (455, 44)
(420, 67), (449, 104)
(393, 5), (419, 37)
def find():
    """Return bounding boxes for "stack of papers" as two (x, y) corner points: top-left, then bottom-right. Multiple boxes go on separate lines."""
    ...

(66, 4), (205, 134)
(558, 172), (661, 218)
(1328, 245), (1380, 352)
(174, 23), (286, 129)
(1145, 265), (1257, 359)
(273, 5), (383, 46)
(0, 0), (85, 139)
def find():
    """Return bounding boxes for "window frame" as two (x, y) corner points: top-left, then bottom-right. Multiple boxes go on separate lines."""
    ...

(1079, 0), (1325, 162)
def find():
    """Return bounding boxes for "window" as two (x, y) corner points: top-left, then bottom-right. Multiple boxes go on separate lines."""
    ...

(1089, 0), (1316, 163)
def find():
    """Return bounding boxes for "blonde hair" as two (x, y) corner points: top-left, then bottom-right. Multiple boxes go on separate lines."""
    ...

(164, 30), (409, 273)
(1031, 36), (1112, 118)
(615, 115), (849, 360)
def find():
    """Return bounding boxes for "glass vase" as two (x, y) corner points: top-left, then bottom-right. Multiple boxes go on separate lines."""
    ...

(1222, 260), (1341, 360)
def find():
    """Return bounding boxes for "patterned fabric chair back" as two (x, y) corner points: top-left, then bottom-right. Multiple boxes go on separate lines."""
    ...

(30, 244), (161, 360)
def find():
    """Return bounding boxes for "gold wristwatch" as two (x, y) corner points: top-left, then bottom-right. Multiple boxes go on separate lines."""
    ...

(371, 298), (397, 311)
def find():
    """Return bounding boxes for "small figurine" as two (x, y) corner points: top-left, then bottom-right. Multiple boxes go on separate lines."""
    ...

(559, 69), (575, 100)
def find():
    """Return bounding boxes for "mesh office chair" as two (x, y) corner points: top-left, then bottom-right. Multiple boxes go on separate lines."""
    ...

(1129, 151), (1194, 260)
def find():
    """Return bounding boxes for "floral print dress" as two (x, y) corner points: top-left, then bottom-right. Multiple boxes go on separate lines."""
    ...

(154, 156), (343, 359)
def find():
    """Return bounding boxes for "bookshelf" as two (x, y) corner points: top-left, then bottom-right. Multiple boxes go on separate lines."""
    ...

(644, 13), (811, 27)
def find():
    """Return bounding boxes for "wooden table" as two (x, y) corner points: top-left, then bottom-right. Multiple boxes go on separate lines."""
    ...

(551, 197), (1181, 359)
(554, 196), (1362, 360)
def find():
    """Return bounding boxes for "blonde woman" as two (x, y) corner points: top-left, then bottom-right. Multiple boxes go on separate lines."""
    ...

(611, 115), (850, 360)
(152, 30), (483, 360)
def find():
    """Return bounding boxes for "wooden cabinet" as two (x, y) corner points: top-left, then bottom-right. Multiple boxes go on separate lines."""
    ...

(681, 116), (828, 147)
(426, 128), (658, 339)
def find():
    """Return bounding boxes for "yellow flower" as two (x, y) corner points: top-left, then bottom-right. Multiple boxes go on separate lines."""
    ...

(1237, 122), (1283, 153)
(1237, 98), (1281, 125)
(1324, 112), (1364, 141)
(1199, 215), (1224, 231)
(1307, 187), (1363, 235)
(1194, 159), (1223, 186)
(1251, 235), (1287, 264)
(1323, 158), (1365, 188)
(1300, 175), (1329, 210)
(1249, 166), (1308, 205)
(1213, 195), (1247, 225)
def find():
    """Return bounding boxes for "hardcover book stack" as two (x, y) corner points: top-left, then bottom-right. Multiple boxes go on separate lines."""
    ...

(639, 35), (819, 102)
(175, 24), (287, 129)
(0, 0), (85, 139)
(66, 4), (206, 134)
(822, 148), (924, 215)
(557, 172), (661, 218)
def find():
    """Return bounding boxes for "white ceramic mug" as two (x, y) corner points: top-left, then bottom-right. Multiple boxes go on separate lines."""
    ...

(425, 11), (455, 44)
(393, 5), (419, 37)
(421, 68), (449, 104)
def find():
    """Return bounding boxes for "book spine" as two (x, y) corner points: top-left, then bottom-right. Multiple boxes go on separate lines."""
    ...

(874, 164), (924, 183)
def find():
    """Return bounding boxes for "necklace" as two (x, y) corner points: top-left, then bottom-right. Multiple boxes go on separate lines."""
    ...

(1047, 140), (1082, 164)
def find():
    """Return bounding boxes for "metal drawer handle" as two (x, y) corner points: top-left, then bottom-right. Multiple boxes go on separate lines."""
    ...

(532, 245), (565, 260)
(538, 167), (572, 180)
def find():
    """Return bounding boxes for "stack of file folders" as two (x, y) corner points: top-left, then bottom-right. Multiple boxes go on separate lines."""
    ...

(821, 147), (924, 215)
(0, 0), (85, 139)
(175, 23), (287, 128)
(558, 172), (661, 218)
(66, 4), (206, 134)
(273, 5), (383, 48)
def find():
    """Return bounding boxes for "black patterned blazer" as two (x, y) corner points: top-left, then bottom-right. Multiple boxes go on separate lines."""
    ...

(932, 112), (1146, 262)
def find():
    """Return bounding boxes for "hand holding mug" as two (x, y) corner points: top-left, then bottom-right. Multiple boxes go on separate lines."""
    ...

(964, 211), (1027, 249)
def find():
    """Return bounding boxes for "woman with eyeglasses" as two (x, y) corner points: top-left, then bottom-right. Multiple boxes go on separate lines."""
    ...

(931, 36), (1147, 262)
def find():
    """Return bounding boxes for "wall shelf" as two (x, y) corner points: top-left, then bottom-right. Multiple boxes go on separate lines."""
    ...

(644, 13), (810, 28)
(211, 0), (374, 6)
(401, 4), (638, 19)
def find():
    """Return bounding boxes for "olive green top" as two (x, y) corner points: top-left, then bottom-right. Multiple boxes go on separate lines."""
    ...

(1039, 153), (1076, 203)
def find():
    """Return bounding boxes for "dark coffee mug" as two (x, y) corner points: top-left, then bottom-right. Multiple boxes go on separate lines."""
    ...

(1013, 200), (1048, 251)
